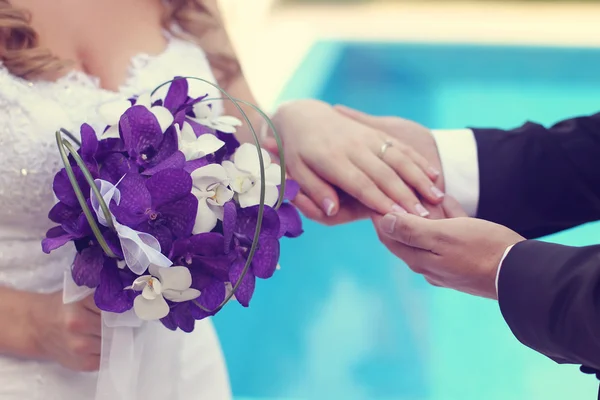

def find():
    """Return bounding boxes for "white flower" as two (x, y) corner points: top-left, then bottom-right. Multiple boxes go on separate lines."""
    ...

(91, 179), (172, 275)
(129, 265), (201, 321)
(190, 164), (234, 233)
(192, 102), (242, 134)
(176, 121), (225, 161)
(98, 93), (173, 138)
(222, 143), (282, 208)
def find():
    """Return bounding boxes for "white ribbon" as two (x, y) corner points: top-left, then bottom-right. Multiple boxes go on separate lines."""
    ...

(61, 178), (179, 399)
(63, 271), (177, 400)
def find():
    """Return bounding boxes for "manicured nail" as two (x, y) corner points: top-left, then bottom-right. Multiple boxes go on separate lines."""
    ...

(428, 166), (440, 177)
(392, 204), (408, 213)
(431, 186), (445, 199)
(415, 203), (430, 217)
(381, 214), (397, 234)
(322, 198), (336, 216)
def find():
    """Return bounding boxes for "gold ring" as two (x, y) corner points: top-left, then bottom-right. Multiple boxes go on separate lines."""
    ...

(378, 139), (393, 160)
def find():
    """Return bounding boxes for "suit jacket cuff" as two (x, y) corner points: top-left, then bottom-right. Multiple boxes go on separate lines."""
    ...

(431, 129), (479, 216)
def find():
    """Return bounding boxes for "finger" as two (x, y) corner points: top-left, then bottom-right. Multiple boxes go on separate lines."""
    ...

(314, 159), (401, 216)
(334, 105), (384, 125)
(294, 192), (370, 226)
(368, 144), (444, 211)
(442, 195), (468, 218)
(401, 145), (442, 181)
(292, 161), (340, 217)
(262, 137), (279, 155)
(378, 212), (442, 252)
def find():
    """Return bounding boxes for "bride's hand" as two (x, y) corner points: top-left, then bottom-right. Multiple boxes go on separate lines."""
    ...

(31, 293), (101, 371)
(263, 100), (444, 224)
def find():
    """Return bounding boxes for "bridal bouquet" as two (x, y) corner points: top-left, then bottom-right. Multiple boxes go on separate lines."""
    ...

(42, 77), (303, 332)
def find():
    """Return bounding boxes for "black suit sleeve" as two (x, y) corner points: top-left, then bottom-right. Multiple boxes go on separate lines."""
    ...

(472, 113), (600, 239)
(498, 240), (600, 369)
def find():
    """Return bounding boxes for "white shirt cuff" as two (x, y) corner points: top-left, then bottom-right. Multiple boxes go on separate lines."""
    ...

(496, 244), (516, 298)
(430, 129), (480, 217)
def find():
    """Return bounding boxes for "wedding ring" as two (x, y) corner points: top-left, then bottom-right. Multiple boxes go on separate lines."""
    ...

(378, 139), (393, 160)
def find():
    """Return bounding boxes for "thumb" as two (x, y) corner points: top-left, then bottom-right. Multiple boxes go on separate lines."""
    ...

(334, 105), (387, 129)
(378, 212), (442, 252)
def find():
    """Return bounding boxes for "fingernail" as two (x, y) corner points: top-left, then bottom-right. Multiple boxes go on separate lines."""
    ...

(381, 214), (397, 234)
(428, 166), (440, 177)
(392, 204), (408, 213)
(415, 203), (430, 217)
(322, 198), (336, 216)
(431, 186), (445, 199)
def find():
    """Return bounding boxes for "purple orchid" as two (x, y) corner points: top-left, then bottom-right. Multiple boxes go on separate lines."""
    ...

(119, 105), (178, 169)
(111, 169), (198, 254)
(223, 203), (281, 307)
(94, 259), (137, 313)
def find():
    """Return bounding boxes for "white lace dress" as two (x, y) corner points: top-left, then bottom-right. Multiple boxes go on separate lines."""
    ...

(0, 36), (232, 399)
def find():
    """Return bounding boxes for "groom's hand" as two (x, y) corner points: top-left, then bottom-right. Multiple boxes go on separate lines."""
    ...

(373, 208), (525, 299)
(334, 106), (445, 194)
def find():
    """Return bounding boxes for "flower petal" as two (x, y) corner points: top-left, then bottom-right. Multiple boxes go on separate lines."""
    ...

(238, 184), (279, 208)
(79, 124), (99, 161)
(193, 198), (218, 234)
(222, 202), (236, 251)
(142, 151), (186, 176)
(72, 246), (105, 288)
(282, 179), (300, 201)
(151, 106), (174, 133)
(42, 226), (74, 253)
(265, 163), (282, 186)
(195, 134), (225, 156)
(146, 168), (192, 208)
(192, 102), (212, 119)
(95, 261), (135, 313)
(194, 279), (226, 312)
(48, 202), (80, 225)
(158, 193), (198, 238)
(156, 266), (192, 291)
(228, 259), (256, 307)
(163, 288), (201, 302)
(191, 164), (229, 192)
(119, 105), (164, 159)
(236, 205), (281, 239)
(134, 294), (170, 320)
(234, 143), (271, 177)
(252, 237), (280, 279)
(111, 173), (150, 227)
(277, 203), (304, 238)
(91, 179), (121, 228)
(100, 153), (135, 183)
(163, 78), (189, 113)
(131, 275), (152, 291)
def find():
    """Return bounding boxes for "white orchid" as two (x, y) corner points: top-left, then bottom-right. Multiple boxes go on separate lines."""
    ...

(222, 143), (282, 208)
(91, 179), (172, 275)
(175, 121), (225, 161)
(192, 102), (242, 134)
(129, 265), (201, 321)
(98, 93), (173, 138)
(190, 164), (234, 233)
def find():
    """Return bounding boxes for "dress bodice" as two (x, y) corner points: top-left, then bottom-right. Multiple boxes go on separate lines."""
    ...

(0, 36), (223, 293)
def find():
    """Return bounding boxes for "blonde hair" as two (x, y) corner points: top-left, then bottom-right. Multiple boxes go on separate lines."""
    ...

(0, 0), (240, 84)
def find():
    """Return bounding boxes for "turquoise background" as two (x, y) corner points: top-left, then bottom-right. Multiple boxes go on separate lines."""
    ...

(215, 41), (600, 399)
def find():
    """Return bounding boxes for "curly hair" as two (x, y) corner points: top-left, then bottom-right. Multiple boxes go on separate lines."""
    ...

(0, 0), (241, 84)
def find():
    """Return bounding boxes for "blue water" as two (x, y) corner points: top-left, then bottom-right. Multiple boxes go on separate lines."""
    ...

(214, 41), (600, 399)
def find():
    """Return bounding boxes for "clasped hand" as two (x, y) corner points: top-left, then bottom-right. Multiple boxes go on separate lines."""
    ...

(265, 100), (525, 298)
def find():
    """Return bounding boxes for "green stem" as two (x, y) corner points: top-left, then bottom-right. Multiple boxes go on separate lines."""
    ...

(55, 132), (117, 258)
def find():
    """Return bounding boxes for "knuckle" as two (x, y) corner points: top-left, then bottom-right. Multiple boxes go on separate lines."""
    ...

(70, 338), (92, 356)
(64, 314), (82, 333)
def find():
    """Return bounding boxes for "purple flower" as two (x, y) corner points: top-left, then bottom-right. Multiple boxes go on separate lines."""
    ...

(94, 259), (137, 313)
(223, 203), (281, 307)
(119, 105), (178, 168)
(171, 233), (234, 307)
(278, 180), (303, 238)
(111, 169), (198, 254)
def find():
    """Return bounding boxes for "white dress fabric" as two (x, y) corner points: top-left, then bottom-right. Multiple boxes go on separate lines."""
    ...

(0, 35), (232, 399)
